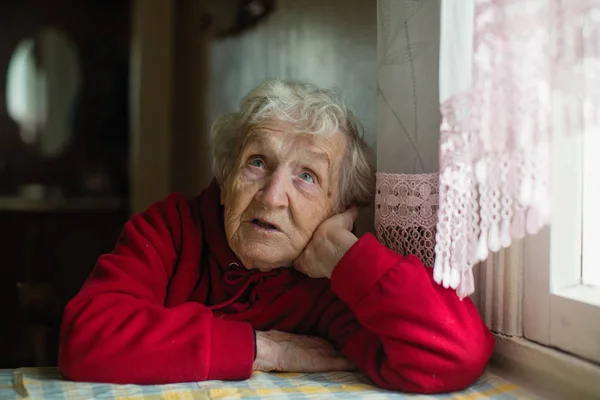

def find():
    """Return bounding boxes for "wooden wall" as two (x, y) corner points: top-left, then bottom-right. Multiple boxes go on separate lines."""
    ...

(130, 0), (211, 209)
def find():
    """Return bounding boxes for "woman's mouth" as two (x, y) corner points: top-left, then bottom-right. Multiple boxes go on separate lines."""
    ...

(251, 219), (279, 231)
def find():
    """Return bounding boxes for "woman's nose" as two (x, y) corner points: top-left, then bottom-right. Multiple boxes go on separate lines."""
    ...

(255, 172), (289, 209)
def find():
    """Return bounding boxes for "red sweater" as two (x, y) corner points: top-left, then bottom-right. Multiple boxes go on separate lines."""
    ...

(58, 181), (494, 393)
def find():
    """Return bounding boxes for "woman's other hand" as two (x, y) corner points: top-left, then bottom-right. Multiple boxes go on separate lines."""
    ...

(253, 330), (355, 373)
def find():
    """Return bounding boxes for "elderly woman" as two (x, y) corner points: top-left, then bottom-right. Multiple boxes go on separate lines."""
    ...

(58, 80), (493, 394)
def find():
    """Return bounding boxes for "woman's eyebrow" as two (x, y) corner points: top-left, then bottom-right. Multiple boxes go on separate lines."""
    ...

(301, 150), (331, 168)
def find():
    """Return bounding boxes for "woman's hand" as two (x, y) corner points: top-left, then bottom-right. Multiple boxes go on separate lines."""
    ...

(293, 207), (359, 279)
(253, 330), (355, 373)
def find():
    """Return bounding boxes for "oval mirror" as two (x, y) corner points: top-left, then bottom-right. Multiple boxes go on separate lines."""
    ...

(5, 27), (81, 157)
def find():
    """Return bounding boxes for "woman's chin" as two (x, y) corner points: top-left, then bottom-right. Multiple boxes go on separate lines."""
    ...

(254, 264), (288, 272)
(244, 261), (288, 272)
(237, 249), (295, 272)
(229, 232), (302, 271)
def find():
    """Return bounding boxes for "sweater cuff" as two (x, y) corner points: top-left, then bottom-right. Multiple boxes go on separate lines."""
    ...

(331, 233), (399, 308)
(208, 318), (254, 380)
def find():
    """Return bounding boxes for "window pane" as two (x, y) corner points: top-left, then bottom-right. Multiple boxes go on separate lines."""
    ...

(582, 130), (600, 288)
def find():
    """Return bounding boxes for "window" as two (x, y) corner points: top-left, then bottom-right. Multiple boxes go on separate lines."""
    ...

(524, 126), (600, 365)
(582, 131), (600, 289)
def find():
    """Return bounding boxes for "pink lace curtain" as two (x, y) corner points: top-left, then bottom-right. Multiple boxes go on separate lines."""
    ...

(375, 173), (439, 267)
(435, 0), (600, 298)
(376, 0), (600, 299)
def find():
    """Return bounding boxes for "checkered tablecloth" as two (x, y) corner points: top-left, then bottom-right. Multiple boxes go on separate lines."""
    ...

(0, 367), (534, 399)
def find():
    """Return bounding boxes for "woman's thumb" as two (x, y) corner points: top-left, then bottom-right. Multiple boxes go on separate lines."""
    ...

(339, 206), (359, 230)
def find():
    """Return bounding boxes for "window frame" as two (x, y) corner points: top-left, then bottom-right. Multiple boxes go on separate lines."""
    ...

(523, 129), (600, 365)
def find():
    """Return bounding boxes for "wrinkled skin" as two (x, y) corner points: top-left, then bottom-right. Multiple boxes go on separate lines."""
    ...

(253, 330), (356, 373)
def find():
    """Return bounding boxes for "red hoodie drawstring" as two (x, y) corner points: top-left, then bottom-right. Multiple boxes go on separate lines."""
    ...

(208, 264), (280, 312)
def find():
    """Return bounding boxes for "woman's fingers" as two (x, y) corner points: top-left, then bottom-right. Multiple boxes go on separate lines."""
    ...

(336, 206), (359, 230)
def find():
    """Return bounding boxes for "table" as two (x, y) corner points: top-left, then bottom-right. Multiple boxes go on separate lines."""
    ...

(0, 367), (534, 399)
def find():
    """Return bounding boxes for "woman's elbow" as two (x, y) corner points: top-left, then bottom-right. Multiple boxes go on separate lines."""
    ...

(59, 326), (100, 382)
(58, 337), (100, 382)
(58, 348), (89, 382)
(383, 326), (495, 393)
(437, 326), (496, 392)
(59, 329), (127, 383)
(58, 299), (114, 383)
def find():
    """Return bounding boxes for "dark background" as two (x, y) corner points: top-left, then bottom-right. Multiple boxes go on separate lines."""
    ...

(0, 0), (131, 367)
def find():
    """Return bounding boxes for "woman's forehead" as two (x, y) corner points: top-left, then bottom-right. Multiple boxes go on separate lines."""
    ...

(242, 124), (346, 159)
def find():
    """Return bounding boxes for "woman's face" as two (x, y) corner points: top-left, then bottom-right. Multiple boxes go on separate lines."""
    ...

(221, 122), (346, 271)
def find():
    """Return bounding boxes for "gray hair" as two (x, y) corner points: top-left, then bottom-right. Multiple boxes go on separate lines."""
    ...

(210, 79), (375, 210)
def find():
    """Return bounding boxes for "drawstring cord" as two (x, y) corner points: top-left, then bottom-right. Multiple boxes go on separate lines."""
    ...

(208, 263), (280, 312)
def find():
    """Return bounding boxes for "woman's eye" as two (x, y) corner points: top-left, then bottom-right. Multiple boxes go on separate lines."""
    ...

(299, 172), (315, 183)
(248, 158), (265, 169)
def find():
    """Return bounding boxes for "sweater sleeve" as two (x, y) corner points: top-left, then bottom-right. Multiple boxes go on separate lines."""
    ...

(58, 194), (255, 384)
(317, 233), (494, 394)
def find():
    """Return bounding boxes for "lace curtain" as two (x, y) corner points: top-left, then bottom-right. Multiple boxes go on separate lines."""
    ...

(435, 0), (600, 298)
(377, 0), (600, 298)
